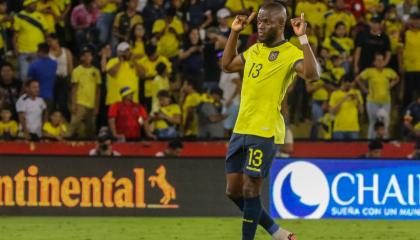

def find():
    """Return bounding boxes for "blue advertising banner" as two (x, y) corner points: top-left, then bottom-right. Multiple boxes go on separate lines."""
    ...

(270, 159), (420, 219)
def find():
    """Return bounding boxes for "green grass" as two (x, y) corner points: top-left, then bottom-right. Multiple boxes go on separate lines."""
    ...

(0, 217), (419, 240)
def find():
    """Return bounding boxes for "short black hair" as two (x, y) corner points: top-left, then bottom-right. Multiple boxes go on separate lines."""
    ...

(166, 6), (177, 17)
(156, 62), (167, 75)
(48, 33), (59, 39)
(38, 42), (50, 54)
(26, 79), (39, 87)
(50, 109), (62, 116)
(145, 44), (157, 57)
(168, 139), (183, 150)
(157, 90), (170, 98)
(368, 140), (383, 151)
(335, 21), (346, 30)
(0, 62), (13, 70)
(374, 121), (385, 130)
(410, 12), (420, 20)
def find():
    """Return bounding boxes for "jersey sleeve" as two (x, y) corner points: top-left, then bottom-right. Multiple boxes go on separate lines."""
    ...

(152, 20), (165, 34)
(16, 98), (25, 113)
(106, 58), (118, 72)
(329, 92), (338, 108)
(291, 48), (304, 69)
(359, 69), (370, 81)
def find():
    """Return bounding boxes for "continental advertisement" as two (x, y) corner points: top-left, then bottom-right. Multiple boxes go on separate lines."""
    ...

(0, 156), (238, 216)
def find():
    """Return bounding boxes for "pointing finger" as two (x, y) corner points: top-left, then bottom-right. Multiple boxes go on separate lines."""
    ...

(246, 12), (257, 24)
(301, 12), (305, 22)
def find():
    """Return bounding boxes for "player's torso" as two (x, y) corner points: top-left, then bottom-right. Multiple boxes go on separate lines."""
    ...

(234, 42), (302, 143)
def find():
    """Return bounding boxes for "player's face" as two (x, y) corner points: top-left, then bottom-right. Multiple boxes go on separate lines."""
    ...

(257, 9), (281, 44)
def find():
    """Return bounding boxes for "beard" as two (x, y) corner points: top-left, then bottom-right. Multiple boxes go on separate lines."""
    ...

(258, 29), (279, 45)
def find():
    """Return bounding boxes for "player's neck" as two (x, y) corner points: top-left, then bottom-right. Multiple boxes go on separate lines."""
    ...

(265, 36), (286, 48)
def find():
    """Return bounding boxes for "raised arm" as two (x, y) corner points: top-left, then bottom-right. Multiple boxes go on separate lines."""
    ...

(292, 13), (320, 81)
(221, 13), (256, 73)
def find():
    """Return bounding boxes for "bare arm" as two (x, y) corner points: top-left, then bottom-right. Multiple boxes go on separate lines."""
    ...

(355, 75), (368, 94)
(221, 13), (256, 73)
(354, 47), (361, 74)
(292, 14), (320, 81)
(108, 118), (119, 137)
(70, 83), (78, 113)
(94, 86), (101, 115)
(390, 75), (400, 89)
(18, 112), (29, 139)
(66, 49), (74, 73)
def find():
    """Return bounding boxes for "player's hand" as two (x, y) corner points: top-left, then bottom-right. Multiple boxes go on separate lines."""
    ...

(231, 12), (256, 33)
(291, 13), (307, 36)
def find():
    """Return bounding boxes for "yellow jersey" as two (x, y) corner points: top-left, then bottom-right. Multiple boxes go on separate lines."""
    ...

(330, 66), (346, 83)
(132, 40), (145, 58)
(0, 121), (18, 136)
(43, 122), (67, 137)
(152, 18), (184, 58)
(105, 58), (139, 105)
(137, 56), (172, 98)
(403, 30), (420, 72)
(0, 14), (11, 49)
(14, 10), (47, 53)
(151, 75), (170, 113)
(310, 79), (329, 101)
(329, 88), (363, 132)
(113, 12), (143, 31)
(385, 20), (403, 54)
(182, 92), (201, 137)
(360, 68), (397, 104)
(295, 1), (327, 28)
(71, 65), (102, 109)
(235, 41), (303, 144)
(154, 104), (181, 130)
(322, 36), (354, 56)
(37, 0), (60, 33)
(324, 10), (356, 37)
(97, 0), (118, 13)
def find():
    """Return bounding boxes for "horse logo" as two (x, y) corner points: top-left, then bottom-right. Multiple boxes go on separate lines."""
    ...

(148, 165), (176, 205)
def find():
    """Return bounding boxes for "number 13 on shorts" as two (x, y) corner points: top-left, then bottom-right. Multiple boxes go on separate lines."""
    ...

(246, 147), (263, 172)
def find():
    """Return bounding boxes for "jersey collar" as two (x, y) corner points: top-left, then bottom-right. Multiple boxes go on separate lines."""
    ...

(265, 39), (287, 48)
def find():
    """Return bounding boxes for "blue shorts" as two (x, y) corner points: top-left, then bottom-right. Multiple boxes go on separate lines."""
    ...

(225, 133), (278, 178)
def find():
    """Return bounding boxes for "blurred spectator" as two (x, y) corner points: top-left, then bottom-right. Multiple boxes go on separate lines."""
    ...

(216, 8), (231, 37)
(396, 0), (419, 23)
(112, 0), (142, 44)
(48, 33), (73, 120)
(217, 52), (241, 135)
(16, 80), (47, 140)
(408, 141), (420, 159)
(152, 7), (184, 63)
(384, 5), (403, 72)
(96, 0), (121, 44)
(197, 87), (226, 139)
(108, 86), (155, 140)
(295, 0), (327, 37)
(0, 0), (12, 64)
(137, 44), (172, 111)
(71, 0), (100, 49)
(142, 0), (165, 35)
(89, 127), (121, 156)
(206, 27), (227, 51)
(402, 13), (420, 108)
(330, 55), (346, 85)
(329, 77), (363, 140)
(42, 110), (67, 141)
(184, 0), (213, 29)
(13, 0), (48, 80)
(155, 139), (184, 157)
(0, 107), (18, 139)
(324, 0), (356, 38)
(403, 96), (420, 140)
(27, 42), (57, 110)
(306, 79), (330, 139)
(37, 0), (60, 34)
(322, 21), (354, 71)
(151, 63), (170, 113)
(356, 53), (399, 139)
(130, 23), (146, 60)
(374, 121), (386, 140)
(67, 47), (101, 139)
(149, 90), (181, 139)
(179, 28), (205, 79)
(354, 16), (391, 74)
(360, 140), (384, 158)
(106, 42), (143, 106)
(0, 63), (22, 120)
(181, 79), (201, 138)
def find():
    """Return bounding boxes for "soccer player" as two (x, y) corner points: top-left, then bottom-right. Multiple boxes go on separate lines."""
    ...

(221, 1), (319, 240)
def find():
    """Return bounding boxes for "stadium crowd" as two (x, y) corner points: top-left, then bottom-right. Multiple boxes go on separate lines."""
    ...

(0, 0), (419, 142)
